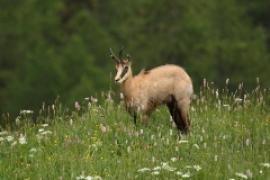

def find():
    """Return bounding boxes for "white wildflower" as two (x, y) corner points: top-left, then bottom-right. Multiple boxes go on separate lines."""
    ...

(169, 129), (173, 136)
(176, 171), (183, 176)
(202, 128), (205, 134)
(238, 82), (244, 90)
(161, 162), (168, 167)
(15, 117), (20, 125)
(214, 155), (218, 162)
(127, 146), (131, 153)
(203, 78), (207, 87)
(182, 171), (191, 178)
(178, 140), (188, 144)
(151, 171), (160, 175)
(70, 118), (73, 126)
(6, 136), (14, 142)
(161, 162), (176, 171)
(100, 124), (107, 133)
(153, 166), (161, 171)
(169, 115), (173, 122)
(193, 165), (202, 171)
(90, 96), (98, 103)
(0, 131), (8, 136)
(38, 128), (44, 133)
(215, 89), (219, 98)
(171, 157), (177, 162)
(18, 134), (27, 144)
(119, 93), (124, 99)
(20, 110), (34, 114)
(0, 137), (4, 141)
(137, 168), (151, 173)
(152, 156), (156, 163)
(30, 148), (37, 153)
(260, 163), (270, 168)
(40, 130), (52, 135)
(235, 172), (248, 179)
(200, 136), (203, 142)
(245, 139), (250, 146)
(193, 144), (200, 149)
(256, 77), (260, 84)
(41, 124), (49, 127)
(245, 169), (252, 178)
(75, 101), (81, 111)
(76, 175), (102, 180)
(235, 98), (243, 103)
(226, 78), (230, 85)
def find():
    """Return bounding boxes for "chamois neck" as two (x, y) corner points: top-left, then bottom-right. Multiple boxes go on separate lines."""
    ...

(120, 70), (133, 97)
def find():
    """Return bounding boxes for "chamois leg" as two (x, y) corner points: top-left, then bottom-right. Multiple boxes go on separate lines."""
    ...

(133, 112), (137, 125)
(167, 97), (190, 134)
(177, 98), (191, 134)
(167, 98), (183, 132)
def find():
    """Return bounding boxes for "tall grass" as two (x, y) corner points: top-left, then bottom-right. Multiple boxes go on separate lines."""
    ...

(0, 81), (269, 179)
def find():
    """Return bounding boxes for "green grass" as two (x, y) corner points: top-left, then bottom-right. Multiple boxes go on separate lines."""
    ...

(0, 84), (269, 179)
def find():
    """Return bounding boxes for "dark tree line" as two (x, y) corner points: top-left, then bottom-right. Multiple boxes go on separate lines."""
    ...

(0, 0), (270, 117)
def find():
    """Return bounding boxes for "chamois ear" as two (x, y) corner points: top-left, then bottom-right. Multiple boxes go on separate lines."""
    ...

(126, 54), (131, 59)
(126, 54), (132, 65)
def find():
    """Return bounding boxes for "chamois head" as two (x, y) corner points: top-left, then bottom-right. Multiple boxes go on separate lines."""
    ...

(110, 48), (132, 84)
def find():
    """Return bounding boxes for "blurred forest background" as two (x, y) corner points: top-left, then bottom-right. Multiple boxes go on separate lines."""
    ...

(0, 0), (270, 117)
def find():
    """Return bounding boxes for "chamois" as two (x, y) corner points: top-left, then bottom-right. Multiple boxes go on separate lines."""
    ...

(110, 49), (193, 134)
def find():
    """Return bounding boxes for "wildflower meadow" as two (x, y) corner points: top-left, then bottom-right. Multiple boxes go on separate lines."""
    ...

(0, 81), (269, 179)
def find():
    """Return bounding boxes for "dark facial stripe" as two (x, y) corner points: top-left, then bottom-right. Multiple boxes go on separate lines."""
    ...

(120, 66), (129, 78)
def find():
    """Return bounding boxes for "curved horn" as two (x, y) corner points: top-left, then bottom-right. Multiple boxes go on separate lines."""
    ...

(110, 48), (120, 63)
(118, 47), (124, 60)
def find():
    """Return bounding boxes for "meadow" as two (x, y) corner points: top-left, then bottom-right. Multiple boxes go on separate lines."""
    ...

(0, 81), (269, 180)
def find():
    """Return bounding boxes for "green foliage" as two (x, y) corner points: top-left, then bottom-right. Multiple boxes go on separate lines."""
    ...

(0, 85), (269, 179)
(0, 0), (270, 116)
